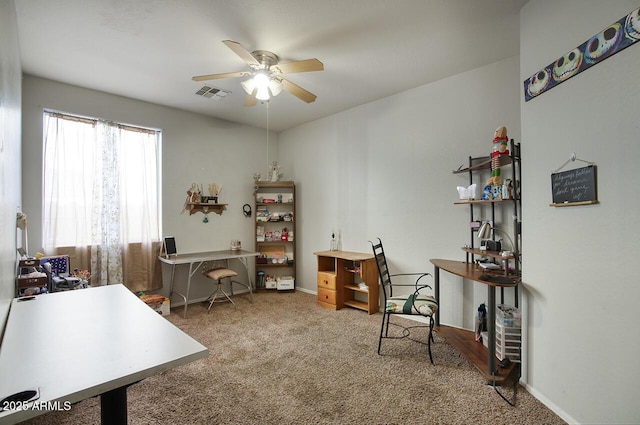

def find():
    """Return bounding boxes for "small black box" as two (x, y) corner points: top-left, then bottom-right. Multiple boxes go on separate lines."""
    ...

(481, 240), (501, 251)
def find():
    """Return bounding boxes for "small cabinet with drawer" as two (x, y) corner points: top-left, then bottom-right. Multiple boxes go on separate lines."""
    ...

(314, 250), (379, 315)
(317, 267), (339, 310)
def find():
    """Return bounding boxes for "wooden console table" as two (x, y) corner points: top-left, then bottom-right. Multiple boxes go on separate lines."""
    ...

(430, 259), (519, 384)
(314, 250), (379, 314)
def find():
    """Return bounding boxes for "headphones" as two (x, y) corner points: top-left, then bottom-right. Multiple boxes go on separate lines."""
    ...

(242, 204), (252, 217)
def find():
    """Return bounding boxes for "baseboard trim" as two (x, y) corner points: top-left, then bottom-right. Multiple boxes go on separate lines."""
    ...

(295, 287), (315, 296)
(523, 383), (579, 424)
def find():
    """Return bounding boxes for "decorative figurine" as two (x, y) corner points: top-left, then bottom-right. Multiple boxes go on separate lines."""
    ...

(488, 126), (509, 187)
(487, 126), (509, 199)
(269, 161), (281, 182)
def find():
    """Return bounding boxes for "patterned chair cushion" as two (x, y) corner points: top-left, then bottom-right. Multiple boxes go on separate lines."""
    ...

(386, 294), (438, 316)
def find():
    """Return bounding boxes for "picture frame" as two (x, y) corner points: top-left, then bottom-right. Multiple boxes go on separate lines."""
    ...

(162, 236), (177, 258)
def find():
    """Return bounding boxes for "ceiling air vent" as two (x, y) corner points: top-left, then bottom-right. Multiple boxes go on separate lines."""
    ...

(195, 86), (231, 101)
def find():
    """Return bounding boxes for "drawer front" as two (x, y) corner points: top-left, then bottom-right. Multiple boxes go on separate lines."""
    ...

(317, 287), (337, 305)
(17, 276), (47, 289)
(317, 272), (336, 290)
(19, 259), (38, 268)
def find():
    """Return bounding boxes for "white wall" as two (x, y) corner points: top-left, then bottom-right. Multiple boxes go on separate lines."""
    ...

(16, 3), (640, 421)
(521, 1), (640, 424)
(0, 0), (22, 331)
(279, 56), (521, 330)
(21, 76), (277, 302)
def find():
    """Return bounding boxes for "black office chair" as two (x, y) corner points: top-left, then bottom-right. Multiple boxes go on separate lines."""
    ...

(370, 238), (438, 364)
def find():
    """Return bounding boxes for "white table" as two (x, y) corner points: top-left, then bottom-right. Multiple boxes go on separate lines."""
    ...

(158, 249), (259, 318)
(0, 285), (208, 425)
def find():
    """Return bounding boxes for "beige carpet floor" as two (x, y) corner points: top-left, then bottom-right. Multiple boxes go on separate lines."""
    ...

(22, 290), (565, 425)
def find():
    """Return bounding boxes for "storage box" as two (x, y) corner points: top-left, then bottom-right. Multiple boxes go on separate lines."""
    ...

(277, 276), (295, 291)
(260, 245), (287, 264)
(495, 321), (521, 362)
(493, 305), (521, 363)
(265, 277), (277, 289)
(17, 276), (47, 289)
(496, 304), (521, 327)
(19, 259), (39, 268)
(495, 342), (521, 362)
(140, 294), (170, 316)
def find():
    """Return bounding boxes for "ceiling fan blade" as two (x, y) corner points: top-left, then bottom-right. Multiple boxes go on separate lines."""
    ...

(281, 78), (317, 103)
(243, 93), (257, 107)
(192, 70), (251, 82)
(222, 40), (261, 68)
(273, 58), (324, 74)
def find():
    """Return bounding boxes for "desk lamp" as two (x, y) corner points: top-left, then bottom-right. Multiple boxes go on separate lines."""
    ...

(477, 222), (515, 254)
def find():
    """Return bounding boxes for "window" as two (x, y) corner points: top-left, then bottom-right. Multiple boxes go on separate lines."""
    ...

(43, 111), (161, 289)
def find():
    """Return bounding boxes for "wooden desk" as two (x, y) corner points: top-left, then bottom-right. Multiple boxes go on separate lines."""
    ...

(0, 285), (208, 425)
(158, 249), (259, 318)
(314, 250), (379, 314)
(430, 259), (519, 384)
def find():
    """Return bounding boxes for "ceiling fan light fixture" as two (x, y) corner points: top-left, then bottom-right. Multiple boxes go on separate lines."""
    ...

(268, 79), (283, 96)
(241, 78), (256, 95)
(192, 40), (322, 105)
(254, 71), (270, 90)
(255, 86), (270, 101)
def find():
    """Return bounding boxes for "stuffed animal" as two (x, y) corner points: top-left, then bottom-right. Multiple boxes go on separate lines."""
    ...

(481, 184), (493, 201)
(488, 126), (509, 188)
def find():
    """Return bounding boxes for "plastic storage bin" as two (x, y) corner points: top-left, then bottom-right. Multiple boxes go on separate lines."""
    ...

(495, 305), (521, 363)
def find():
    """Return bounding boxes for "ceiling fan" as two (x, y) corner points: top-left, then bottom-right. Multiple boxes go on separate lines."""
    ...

(192, 40), (324, 106)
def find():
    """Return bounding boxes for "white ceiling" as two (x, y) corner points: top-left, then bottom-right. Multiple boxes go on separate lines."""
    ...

(15, 0), (528, 132)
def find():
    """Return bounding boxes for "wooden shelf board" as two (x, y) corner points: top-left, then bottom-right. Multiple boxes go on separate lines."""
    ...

(187, 203), (227, 215)
(454, 198), (517, 205)
(549, 200), (598, 207)
(344, 284), (368, 293)
(461, 247), (516, 260)
(452, 154), (512, 174)
(256, 202), (294, 206)
(435, 324), (516, 385)
(312, 250), (374, 261)
(343, 299), (369, 311)
(254, 181), (295, 189)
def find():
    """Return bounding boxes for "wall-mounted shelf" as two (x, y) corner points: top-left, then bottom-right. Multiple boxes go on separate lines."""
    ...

(461, 247), (516, 260)
(454, 198), (516, 205)
(452, 154), (512, 174)
(187, 203), (227, 215)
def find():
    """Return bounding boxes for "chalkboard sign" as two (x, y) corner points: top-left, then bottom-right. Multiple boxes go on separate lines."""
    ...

(550, 165), (598, 206)
(163, 236), (177, 257)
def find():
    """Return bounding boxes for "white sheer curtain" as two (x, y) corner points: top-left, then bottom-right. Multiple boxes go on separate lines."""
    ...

(43, 111), (161, 290)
